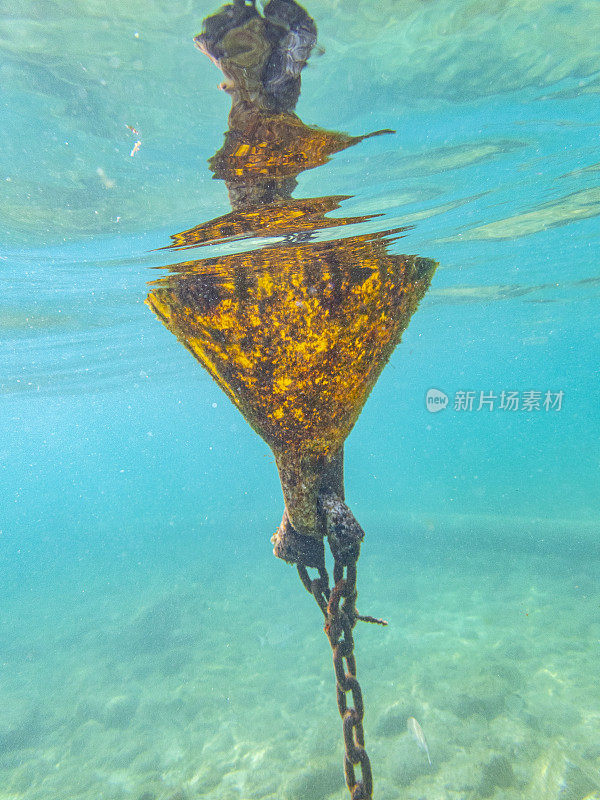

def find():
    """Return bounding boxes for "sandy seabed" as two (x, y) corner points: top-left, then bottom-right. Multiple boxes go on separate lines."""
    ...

(1, 516), (599, 800)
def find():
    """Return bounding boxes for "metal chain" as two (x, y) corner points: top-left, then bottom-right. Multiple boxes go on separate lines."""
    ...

(297, 563), (330, 616)
(297, 557), (383, 800)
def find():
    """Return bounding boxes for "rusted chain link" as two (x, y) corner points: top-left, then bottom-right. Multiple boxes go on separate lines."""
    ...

(297, 563), (330, 616)
(327, 563), (372, 800)
(297, 557), (384, 800)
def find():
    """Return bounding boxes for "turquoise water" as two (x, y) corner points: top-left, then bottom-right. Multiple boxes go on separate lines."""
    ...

(1, 1), (600, 799)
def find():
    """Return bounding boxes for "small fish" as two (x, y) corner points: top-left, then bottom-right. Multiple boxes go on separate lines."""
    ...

(407, 716), (432, 765)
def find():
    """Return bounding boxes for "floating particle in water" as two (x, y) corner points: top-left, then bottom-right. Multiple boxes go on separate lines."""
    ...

(96, 167), (115, 189)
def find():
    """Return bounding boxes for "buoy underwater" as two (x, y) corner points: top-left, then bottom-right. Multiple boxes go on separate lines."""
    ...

(148, 230), (436, 564)
(146, 1), (438, 797)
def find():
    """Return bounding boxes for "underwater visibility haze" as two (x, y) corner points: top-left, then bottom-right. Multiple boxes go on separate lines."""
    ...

(1, 0), (599, 799)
